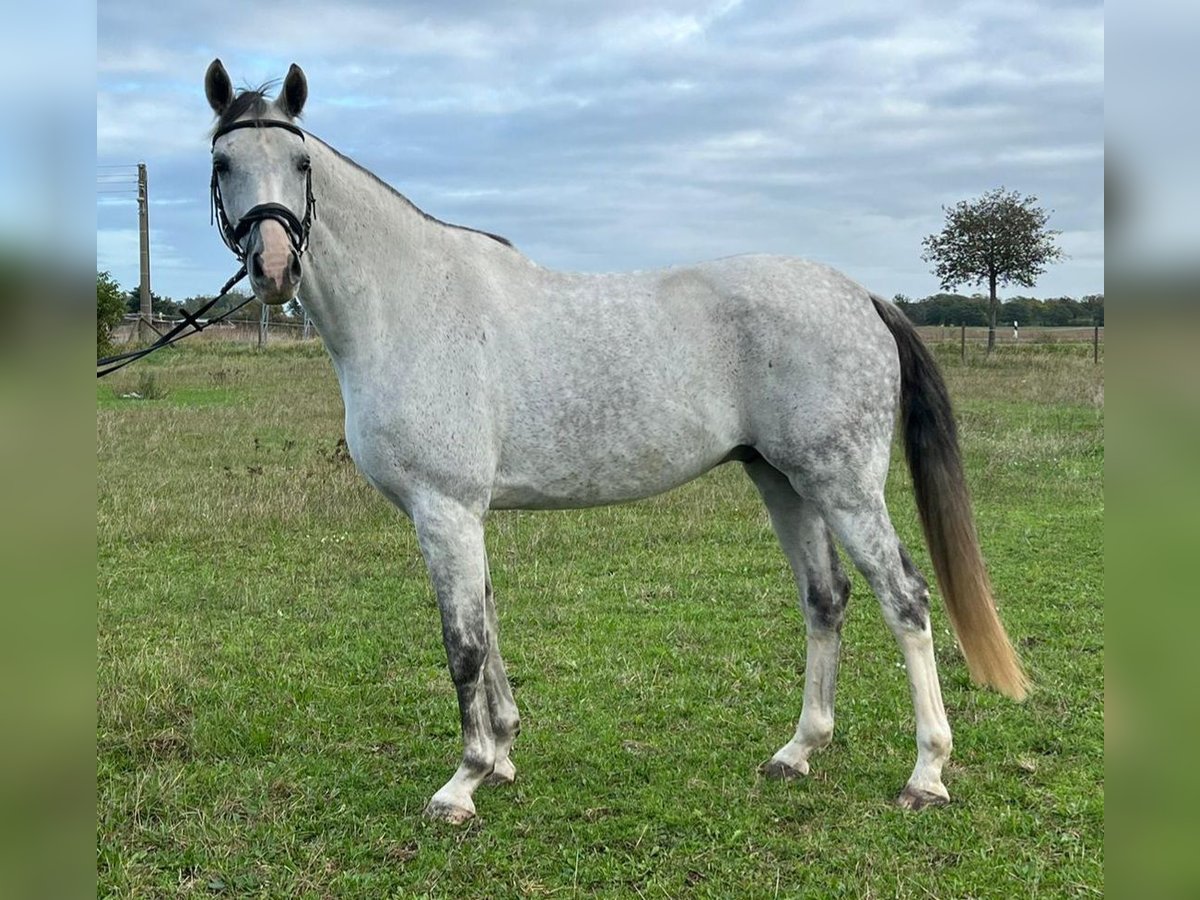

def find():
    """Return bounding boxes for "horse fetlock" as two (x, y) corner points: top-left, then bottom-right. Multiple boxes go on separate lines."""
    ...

(485, 756), (517, 786)
(460, 747), (497, 778)
(919, 728), (953, 763)
(798, 716), (835, 751)
(492, 709), (520, 740)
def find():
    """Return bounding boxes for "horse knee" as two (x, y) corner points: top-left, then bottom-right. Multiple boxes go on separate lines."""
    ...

(494, 708), (521, 742)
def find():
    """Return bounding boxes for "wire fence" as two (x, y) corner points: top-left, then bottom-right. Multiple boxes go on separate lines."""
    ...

(915, 324), (1103, 345)
(110, 310), (318, 348)
(109, 313), (1104, 356)
(916, 323), (1103, 364)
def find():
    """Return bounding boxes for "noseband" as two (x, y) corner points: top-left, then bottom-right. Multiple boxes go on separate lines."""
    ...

(210, 119), (317, 262)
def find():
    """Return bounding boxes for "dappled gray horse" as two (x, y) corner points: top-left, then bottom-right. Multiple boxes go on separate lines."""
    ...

(204, 60), (1027, 823)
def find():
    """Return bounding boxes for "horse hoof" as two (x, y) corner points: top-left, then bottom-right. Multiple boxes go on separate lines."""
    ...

(424, 798), (475, 824)
(896, 785), (950, 810)
(760, 758), (808, 780)
(485, 757), (516, 786)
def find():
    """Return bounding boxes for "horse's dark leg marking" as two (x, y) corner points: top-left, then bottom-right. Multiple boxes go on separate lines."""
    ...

(805, 530), (852, 632)
(412, 501), (495, 822)
(745, 460), (850, 779)
(894, 545), (931, 629)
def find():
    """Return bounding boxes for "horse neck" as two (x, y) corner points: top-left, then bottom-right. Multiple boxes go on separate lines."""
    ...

(298, 137), (447, 362)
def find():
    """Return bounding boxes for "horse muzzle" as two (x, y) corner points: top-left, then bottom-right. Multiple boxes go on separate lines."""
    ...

(248, 219), (302, 304)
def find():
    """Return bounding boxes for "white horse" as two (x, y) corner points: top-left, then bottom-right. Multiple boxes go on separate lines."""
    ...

(203, 60), (1027, 823)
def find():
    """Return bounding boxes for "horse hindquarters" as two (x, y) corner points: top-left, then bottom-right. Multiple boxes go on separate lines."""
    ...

(746, 291), (1003, 807)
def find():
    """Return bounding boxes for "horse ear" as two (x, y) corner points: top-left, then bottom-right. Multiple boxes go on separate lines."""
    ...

(205, 59), (234, 115)
(279, 63), (308, 119)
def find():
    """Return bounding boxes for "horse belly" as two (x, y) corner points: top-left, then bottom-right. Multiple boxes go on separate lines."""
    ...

(490, 382), (739, 510)
(490, 433), (731, 509)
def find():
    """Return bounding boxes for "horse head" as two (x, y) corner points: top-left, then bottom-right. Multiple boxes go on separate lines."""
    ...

(205, 59), (313, 305)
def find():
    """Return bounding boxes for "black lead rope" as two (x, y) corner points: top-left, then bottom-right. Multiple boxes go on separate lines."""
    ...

(97, 118), (315, 379)
(96, 266), (250, 378)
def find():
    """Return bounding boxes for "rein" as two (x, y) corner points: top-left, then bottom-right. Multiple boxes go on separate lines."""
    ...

(96, 118), (317, 379)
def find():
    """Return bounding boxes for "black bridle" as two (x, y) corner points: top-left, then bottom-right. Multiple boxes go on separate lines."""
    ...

(97, 119), (317, 378)
(209, 119), (316, 262)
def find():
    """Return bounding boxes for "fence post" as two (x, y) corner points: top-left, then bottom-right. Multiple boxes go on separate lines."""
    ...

(302, 313), (312, 341)
(258, 304), (269, 349)
(960, 323), (966, 364)
(1094, 323), (1099, 364)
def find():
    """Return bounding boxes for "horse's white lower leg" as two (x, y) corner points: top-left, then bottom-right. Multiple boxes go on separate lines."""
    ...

(894, 624), (952, 808)
(413, 501), (496, 823)
(765, 629), (840, 776)
(746, 461), (849, 779)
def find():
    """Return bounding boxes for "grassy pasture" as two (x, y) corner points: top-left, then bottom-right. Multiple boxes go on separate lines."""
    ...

(97, 339), (1103, 898)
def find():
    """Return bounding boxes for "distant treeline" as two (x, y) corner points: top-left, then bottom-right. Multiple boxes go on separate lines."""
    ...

(124, 284), (301, 323)
(893, 293), (1103, 327)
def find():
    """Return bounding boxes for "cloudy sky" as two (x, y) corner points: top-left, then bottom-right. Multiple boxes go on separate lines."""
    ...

(97, 0), (1103, 302)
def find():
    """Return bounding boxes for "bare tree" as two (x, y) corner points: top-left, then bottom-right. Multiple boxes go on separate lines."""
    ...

(922, 188), (1064, 352)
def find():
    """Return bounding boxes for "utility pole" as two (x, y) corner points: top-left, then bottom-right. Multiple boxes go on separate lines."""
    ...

(137, 162), (152, 343)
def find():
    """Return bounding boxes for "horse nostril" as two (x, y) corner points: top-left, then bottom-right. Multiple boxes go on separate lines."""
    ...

(252, 252), (265, 279)
(289, 253), (302, 282)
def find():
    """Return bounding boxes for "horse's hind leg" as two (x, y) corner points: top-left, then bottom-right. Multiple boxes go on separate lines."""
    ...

(745, 460), (851, 779)
(821, 494), (954, 809)
(482, 558), (520, 786)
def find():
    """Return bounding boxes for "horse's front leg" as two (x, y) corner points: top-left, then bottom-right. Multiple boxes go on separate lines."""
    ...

(413, 498), (495, 823)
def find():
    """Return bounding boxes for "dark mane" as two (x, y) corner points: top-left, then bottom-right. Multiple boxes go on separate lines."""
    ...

(210, 83), (283, 136)
(320, 141), (514, 249)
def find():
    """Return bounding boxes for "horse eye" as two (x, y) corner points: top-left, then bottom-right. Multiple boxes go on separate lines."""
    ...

(213, 158), (230, 174)
(296, 157), (311, 172)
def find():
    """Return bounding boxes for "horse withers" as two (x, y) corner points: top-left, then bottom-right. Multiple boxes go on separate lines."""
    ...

(203, 59), (1027, 823)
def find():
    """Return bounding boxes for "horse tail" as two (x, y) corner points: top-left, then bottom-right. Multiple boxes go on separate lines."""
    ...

(870, 294), (1028, 701)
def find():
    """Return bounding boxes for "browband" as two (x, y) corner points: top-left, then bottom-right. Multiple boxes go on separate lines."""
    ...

(211, 118), (306, 146)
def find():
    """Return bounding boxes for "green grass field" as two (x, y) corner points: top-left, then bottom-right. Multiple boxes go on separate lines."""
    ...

(97, 340), (1103, 898)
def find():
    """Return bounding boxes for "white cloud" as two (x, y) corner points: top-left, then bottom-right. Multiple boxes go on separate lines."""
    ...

(97, 0), (1104, 300)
